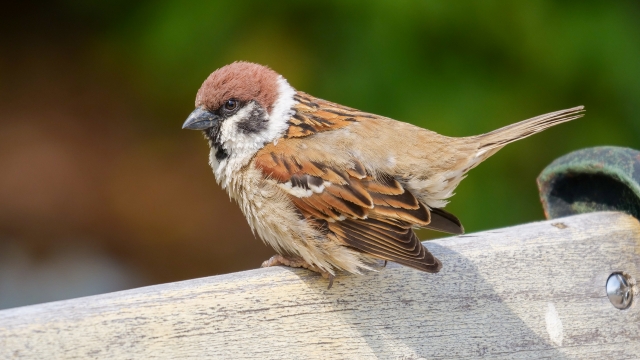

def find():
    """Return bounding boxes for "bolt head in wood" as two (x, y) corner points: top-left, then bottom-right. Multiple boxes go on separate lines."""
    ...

(606, 273), (633, 310)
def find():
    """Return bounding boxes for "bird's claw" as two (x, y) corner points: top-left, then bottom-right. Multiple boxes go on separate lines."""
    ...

(262, 254), (335, 289)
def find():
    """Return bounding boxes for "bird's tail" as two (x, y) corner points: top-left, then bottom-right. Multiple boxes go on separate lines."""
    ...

(473, 106), (585, 158)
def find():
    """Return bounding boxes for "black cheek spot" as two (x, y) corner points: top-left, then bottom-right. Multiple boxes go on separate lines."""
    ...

(237, 105), (268, 134)
(205, 122), (228, 161)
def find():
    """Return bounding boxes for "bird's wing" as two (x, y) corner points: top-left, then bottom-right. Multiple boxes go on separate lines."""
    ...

(255, 147), (441, 272)
(286, 91), (464, 235)
(254, 93), (464, 272)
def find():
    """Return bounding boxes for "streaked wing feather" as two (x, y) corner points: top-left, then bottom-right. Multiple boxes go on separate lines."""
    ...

(325, 183), (373, 208)
(333, 220), (441, 272)
(370, 190), (420, 209)
(372, 205), (431, 226)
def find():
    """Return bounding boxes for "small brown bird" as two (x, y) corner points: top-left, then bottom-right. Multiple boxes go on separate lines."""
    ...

(183, 61), (583, 287)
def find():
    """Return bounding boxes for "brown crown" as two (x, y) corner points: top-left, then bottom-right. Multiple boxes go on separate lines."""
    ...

(195, 61), (281, 114)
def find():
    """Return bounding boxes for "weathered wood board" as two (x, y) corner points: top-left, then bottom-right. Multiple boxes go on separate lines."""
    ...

(1, 212), (639, 359)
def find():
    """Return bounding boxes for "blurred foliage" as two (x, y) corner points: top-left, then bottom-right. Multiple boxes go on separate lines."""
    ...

(89, 0), (640, 232)
(1, 0), (639, 284)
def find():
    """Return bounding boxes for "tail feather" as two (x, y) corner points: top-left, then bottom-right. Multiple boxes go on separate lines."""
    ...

(416, 106), (584, 213)
(475, 106), (585, 156)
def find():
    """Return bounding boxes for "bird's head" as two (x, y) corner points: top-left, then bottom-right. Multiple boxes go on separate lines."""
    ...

(183, 61), (296, 166)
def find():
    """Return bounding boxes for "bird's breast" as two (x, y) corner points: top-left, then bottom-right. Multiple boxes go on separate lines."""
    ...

(227, 165), (311, 256)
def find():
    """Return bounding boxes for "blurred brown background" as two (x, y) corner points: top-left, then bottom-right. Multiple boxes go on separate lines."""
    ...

(1, 1), (639, 309)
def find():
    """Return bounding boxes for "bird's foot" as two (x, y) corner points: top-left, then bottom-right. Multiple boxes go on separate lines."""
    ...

(261, 254), (335, 289)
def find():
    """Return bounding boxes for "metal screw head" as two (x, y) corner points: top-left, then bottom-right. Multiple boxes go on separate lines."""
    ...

(606, 273), (633, 310)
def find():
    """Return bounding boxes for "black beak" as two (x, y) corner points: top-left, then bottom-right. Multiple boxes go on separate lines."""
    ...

(182, 107), (220, 130)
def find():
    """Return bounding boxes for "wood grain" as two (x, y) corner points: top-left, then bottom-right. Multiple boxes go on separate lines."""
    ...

(1, 212), (639, 359)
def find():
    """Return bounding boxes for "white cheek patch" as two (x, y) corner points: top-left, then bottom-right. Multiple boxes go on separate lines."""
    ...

(219, 105), (254, 150)
(217, 77), (297, 159)
(212, 76), (297, 189)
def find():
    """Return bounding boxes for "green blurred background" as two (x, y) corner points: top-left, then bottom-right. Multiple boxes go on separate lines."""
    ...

(1, 1), (638, 309)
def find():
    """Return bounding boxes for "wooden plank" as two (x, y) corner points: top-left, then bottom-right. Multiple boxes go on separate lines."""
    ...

(1, 212), (639, 359)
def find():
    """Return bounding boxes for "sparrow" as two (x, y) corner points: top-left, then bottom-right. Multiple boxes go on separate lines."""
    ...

(183, 61), (584, 287)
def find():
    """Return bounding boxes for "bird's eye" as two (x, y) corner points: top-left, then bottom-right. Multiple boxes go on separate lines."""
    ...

(224, 99), (238, 112)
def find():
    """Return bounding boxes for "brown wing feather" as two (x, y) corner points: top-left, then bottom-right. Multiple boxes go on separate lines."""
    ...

(370, 191), (420, 209)
(330, 219), (441, 272)
(361, 176), (404, 195)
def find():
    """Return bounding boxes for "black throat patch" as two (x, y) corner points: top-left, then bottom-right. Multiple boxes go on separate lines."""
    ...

(204, 120), (228, 161)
